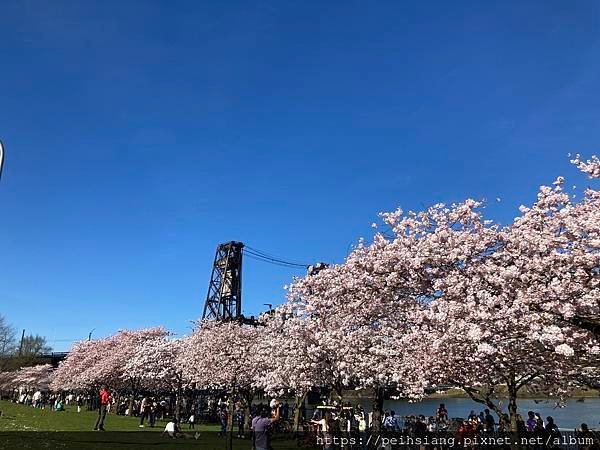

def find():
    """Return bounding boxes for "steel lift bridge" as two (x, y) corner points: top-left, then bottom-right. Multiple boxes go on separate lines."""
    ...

(201, 241), (327, 324)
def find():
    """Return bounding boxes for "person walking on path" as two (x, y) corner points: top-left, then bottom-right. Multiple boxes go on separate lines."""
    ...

(93, 386), (111, 431)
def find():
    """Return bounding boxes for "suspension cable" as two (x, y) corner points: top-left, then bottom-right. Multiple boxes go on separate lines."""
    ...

(243, 245), (311, 269)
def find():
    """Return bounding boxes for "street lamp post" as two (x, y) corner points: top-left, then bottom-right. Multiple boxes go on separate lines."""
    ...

(88, 328), (95, 341)
(0, 140), (5, 181)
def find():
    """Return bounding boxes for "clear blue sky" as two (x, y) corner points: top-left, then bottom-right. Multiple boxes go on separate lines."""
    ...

(1, 0), (599, 351)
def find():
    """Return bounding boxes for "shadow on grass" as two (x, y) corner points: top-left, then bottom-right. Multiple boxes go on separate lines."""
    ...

(0, 431), (304, 449)
(0, 431), (216, 449)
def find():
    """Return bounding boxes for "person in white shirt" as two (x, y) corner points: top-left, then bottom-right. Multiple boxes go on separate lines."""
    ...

(32, 391), (42, 408)
(311, 411), (334, 450)
(383, 411), (399, 430)
(163, 420), (179, 438)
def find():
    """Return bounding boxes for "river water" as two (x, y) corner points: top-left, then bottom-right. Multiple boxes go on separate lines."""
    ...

(368, 397), (600, 430)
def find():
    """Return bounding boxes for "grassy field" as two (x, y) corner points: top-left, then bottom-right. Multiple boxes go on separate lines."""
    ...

(0, 401), (302, 449)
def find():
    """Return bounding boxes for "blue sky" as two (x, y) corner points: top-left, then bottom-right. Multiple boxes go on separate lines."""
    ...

(1, 0), (599, 351)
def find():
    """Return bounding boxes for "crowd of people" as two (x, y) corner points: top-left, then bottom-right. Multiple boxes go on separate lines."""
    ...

(13, 390), (82, 412)
(4, 385), (600, 449)
(302, 402), (600, 450)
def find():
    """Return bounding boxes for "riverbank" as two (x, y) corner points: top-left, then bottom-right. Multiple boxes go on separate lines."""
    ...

(334, 387), (600, 403)
(426, 387), (600, 399)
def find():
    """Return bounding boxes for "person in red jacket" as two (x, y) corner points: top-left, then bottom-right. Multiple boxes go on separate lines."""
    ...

(93, 386), (111, 431)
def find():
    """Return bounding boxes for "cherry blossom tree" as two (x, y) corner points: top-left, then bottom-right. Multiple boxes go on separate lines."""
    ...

(518, 154), (600, 341)
(278, 155), (598, 433)
(51, 339), (107, 392)
(52, 327), (170, 415)
(370, 159), (600, 431)
(0, 370), (15, 393)
(179, 321), (261, 441)
(0, 364), (54, 392)
(284, 236), (432, 432)
(257, 309), (332, 432)
(124, 337), (188, 419)
(12, 364), (54, 391)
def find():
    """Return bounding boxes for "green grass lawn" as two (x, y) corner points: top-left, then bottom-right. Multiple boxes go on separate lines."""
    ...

(0, 401), (303, 449)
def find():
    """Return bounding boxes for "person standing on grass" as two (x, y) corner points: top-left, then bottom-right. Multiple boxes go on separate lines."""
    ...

(235, 405), (245, 438)
(484, 409), (495, 433)
(436, 403), (448, 425)
(149, 399), (157, 427)
(93, 386), (111, 431)
(139, 397), (150, 427)
(253, 405), (280, 450)
(526, 411), (537, 432)
(218, 406), (228, 437)
(32, 390), (42, 408)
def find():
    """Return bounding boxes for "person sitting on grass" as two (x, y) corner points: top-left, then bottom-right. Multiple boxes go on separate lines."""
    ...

(162, 420), (202, 441)
(55, 399), (65, 411)
(163, 419), (181, 439)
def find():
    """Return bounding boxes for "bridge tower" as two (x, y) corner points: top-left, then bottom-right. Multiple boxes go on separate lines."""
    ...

(202, 241), (244, 321)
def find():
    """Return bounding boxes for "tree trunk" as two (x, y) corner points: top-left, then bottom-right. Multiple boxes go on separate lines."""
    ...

(507, 383), (518, 432)
(175, 391), (181, 422)
(128, 379), (138, 417)
(371, 386), (384, 434)
(128, 394), (134, 417)
(175, 378), (186, 422)
(333, 384), (350, 448)
(293, 392), (308, 435)
(88, 388), (95, 411)
(113, 392), (120, 414)
(506, 381), (522, 450)
(461, 385), (509, 431)
(242, 390), (254, 438)
(333, 384), (344, 405)
(226, 391), (235, 450)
